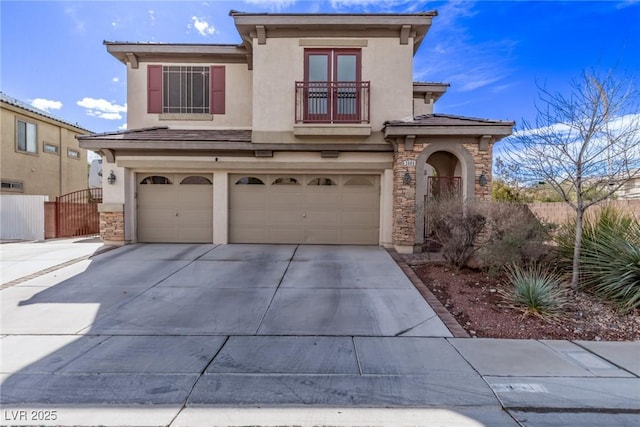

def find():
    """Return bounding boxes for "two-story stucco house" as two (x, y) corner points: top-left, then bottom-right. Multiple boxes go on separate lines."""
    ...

(78, 11), (514, 253)
(1, 92), (90, 200)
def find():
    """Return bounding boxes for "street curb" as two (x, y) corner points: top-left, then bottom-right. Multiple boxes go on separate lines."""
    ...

(387, 248), (470, 338)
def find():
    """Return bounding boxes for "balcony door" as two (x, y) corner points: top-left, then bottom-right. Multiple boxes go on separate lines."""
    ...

(304, 49), (361, 123)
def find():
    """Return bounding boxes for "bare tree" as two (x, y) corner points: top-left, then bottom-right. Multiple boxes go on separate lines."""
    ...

(500, 69), (640, 287)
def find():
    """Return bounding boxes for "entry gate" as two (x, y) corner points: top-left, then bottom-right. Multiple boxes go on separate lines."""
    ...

(55, 188), (102, 237)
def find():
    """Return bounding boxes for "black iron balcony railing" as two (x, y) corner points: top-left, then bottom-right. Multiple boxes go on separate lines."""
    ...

(295, 81), (370, 124)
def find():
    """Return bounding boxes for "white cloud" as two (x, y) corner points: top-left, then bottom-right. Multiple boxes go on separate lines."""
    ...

(244, 0), (296, 10)
(30, 98), (63, 112)
(118, 123), (128, 130)
(191, 16), (216, 36)
(112, 77), (119, 83)
(149, 10), (156, 22)
(616, 0), (639, 9)
(77, 98), (127, 120)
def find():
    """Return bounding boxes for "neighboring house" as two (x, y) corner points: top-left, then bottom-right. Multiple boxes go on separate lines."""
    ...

(615, 172), (640, 200)
(1, 92), (91, 200)
(78, 11), (514, 252)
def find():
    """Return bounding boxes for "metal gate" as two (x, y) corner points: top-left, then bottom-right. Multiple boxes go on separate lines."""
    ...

(55, 188), (102, 238)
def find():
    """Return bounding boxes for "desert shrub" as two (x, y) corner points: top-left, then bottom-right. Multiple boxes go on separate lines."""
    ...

(475, 202), (551, 274)
(501, 263), (569, 318)
(578, 218), (640, 312)
(555, 205), (640, 311)
(555, 204), (637, 264)
(426, 197), (486, 269)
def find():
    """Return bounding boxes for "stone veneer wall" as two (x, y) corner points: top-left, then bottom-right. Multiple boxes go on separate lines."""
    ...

(100, 211), (125, 244)
(392, 140), (493, 250)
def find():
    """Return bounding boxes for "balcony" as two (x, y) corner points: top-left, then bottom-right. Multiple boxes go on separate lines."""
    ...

(295, 81), (370, 124)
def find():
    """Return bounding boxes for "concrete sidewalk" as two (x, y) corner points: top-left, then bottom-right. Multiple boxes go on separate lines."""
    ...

(0, 237), (110, 287)
(0, 243), (638, 426)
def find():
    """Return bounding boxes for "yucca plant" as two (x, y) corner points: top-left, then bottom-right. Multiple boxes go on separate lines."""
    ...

(578, 220), (640, 313)
(556, 205), (636, 267)
(501, 263), (569, 319)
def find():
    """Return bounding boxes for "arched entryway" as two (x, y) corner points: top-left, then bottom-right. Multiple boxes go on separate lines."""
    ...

(415, 143), (476, 245)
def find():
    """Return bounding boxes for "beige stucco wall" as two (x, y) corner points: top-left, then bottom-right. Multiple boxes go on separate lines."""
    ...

(1, 104), (88, 200)
(251, 37), (414, 143)
(126, 62), (253, 130)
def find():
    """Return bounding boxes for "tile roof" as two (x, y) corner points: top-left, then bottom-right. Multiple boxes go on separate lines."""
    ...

(385, 114), (514, 127)
(0, 92), (91, 132)
(78, 126), (252, 142)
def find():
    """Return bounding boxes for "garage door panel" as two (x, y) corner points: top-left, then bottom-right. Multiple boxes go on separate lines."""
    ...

(305, 210), (340, 226)
(342, 211), (378, 227)
(178, 227), (213, 243)
(305, 228), (340, 244)
(138, 226), (178, 243)
(229, 174), (380, 245)
(342, 229), (379, 245)
(178, 210), (213, 226)
(306, 193), (340, 209)
(137, 173), (212, 243)
(230, 191), (266, 208)
(231, 226), (269, 243)
(138, 190), (177, 207)
(269, 192), (305, 208)
(178, 191), (214, 208)
(268, 228), (305, 244)
(267, 210), (305, 226)
(230, 210), (268, 226)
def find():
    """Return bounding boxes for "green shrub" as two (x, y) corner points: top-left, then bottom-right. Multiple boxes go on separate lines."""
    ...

(502, 264), (569, 318)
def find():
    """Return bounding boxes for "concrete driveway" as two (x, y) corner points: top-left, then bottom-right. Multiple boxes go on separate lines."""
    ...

(2, 243), (636, 426)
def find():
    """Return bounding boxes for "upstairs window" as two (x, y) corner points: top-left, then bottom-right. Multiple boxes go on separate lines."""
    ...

(147, 65), (225, 115)
(16, 119), (37, 154)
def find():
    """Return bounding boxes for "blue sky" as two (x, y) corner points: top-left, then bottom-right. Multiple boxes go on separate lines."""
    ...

(2, 0), (639, 136)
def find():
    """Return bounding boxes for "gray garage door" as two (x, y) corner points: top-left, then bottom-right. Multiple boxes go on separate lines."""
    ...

(137, 173), (213, 243)
(229, 174), (380, 244)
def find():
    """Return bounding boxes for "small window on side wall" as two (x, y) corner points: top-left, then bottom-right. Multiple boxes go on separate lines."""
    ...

(235, 177), (264, 185)
(272, 177), (300, 185)
(67, 149), (80, 159)
(43, 143), (59, 155)
(308, 177), (337, 186)
(140, 175), (172, 184)
(1, 180), (24, 192)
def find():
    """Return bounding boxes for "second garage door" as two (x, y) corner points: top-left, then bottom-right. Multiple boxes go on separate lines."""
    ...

(137, 173), (213, 243)
(229, 174), (380, 244)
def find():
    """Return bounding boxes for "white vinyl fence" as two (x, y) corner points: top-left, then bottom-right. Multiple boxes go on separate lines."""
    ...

(0, 195), (48, 240)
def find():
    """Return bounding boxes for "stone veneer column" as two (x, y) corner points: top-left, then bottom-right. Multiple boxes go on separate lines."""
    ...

(392, 144), (419, 253)
(97, 203), (125, 245)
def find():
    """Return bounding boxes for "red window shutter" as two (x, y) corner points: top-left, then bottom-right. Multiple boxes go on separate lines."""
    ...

(147, 65), (162, 113)
(210, 66), (225, 114)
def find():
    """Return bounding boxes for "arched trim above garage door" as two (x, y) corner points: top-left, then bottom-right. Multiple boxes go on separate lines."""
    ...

(180, 176), (212, 185)
(345, 177), (373, 186)
(273, 177), (301, 185)
(139, 175), (172, 184)
(235, 176), (265, 185)
(308, 177), (337, 186)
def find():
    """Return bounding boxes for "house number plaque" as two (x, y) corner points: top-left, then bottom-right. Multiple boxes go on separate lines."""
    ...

(402, 160), (416, 167)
